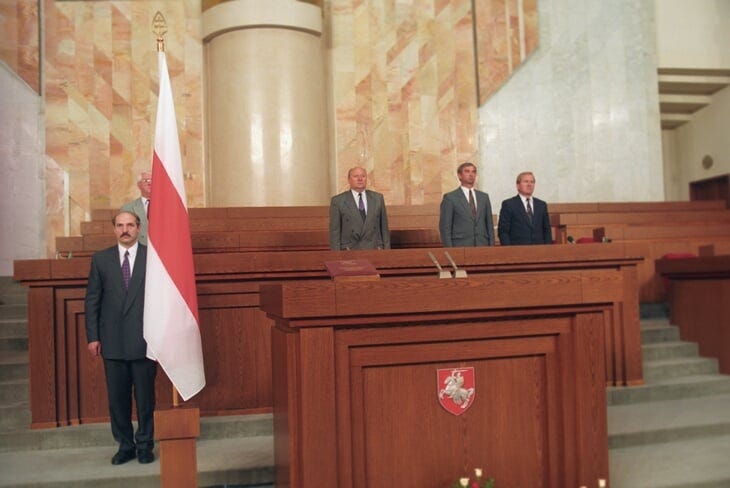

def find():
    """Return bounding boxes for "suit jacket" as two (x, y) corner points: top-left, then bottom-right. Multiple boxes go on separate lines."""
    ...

(85, 244), (148, 360)
(120, 197), (148, 245)
(329, 189), (391, 250)
(497, 195), (552, 245)
(439, 187), (495, 247)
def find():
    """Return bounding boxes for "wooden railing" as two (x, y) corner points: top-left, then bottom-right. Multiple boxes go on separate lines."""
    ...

(55, 200), (730, 302)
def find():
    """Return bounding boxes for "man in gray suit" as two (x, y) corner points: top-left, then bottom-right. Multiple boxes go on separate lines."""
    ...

(439, 162), (495, 247)
(120, 170), (151, 245)
(329, 167), (391, 250)
(85, 210), (156, 466)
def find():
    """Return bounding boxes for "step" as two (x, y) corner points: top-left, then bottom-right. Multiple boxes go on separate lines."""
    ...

(641, 322), (680, 344)
(0, 401), (31, 430)
(0, 292), (27, 305)
(0, 304), (27, 320)
(0, 351), (28, 381)
(0, 435), (274, 488)
(0, 319), (28, 338)
(639, 302), (670, 319)
(0, 278), (27, 303)
(0, 378), (28, 404)
(608, 394), (730, 449)
(607, 374), (730, 405)
(642, 341), (698, 361)
(609, 434), (730, 488)
(0, 413), (273, 452)
(643, 356), (719, 382)
(0, 336), (28, 352)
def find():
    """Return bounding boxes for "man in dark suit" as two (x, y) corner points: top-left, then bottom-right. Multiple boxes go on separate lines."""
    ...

(498, 171), (552, 245)
(439, 162), (495, 247)
(85, 210), (157, 465)
(120, 170), (151, 245)
(329, 166), (391, 250)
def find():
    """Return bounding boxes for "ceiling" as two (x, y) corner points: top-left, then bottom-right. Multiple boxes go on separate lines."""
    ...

(659, 68), (730, 130)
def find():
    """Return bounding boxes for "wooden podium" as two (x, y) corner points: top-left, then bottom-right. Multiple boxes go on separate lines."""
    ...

(261, 271), (614, 488)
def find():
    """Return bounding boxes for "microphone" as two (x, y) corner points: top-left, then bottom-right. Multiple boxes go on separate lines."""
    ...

(444, 251), (467, 278)
(428, 252), (452, 279)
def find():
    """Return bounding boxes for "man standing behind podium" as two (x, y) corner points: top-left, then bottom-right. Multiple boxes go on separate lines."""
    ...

(439, 162), (495, 247)
(498, 171), (552, 245)
(121, 170), (151, 245)
(329, 166), (391, 250)
(85, 211), (156, 466)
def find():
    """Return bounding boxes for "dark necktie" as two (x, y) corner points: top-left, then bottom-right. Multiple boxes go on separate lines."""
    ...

(526, 198), (533, 221)
(358, 193), (366, 220)
(468, 190), (476, 219)
(121, 250), (131, 289)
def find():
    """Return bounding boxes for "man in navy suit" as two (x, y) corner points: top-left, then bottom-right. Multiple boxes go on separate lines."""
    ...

(439, 162), (495, 247)
(329, 166), (391, 250)
(85, 210), (157, 465)
(498, 171), (552, 245)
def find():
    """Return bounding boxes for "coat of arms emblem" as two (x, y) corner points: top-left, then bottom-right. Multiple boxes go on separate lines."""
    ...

(437, 367), (475, 415)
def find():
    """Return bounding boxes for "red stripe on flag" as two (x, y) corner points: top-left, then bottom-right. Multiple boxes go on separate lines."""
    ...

(149, 151), (200, 325)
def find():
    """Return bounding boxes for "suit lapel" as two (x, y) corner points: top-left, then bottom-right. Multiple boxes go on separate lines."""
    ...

(343, 192), (362, 224)
(104, 248), (127, 304)
(456, 189), (474, 220)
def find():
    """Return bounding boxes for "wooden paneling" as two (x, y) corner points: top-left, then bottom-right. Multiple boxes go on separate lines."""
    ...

(690, 174), (729, 208)
(657, 255), (730, 374)
(266, 278), (611, 487)
(15, 245), (642, 429)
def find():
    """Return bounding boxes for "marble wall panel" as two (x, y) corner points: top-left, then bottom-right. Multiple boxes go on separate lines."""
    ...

(327, 0), (479, 204)
(40, 0), (204, 254)
(0, 0), (40, 93)
(0, 66), (45, 275)
(478, 0), (664, 207)
(474, 0), (539, 105)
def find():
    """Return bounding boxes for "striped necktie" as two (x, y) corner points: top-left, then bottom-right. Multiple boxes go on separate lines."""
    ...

(121, 251), (131, 289)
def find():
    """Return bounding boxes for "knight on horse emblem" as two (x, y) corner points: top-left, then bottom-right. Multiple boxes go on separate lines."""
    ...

(437, 367), (476, 415)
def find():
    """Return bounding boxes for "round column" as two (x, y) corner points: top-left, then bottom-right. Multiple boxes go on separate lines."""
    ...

(203, 0), (329, 206)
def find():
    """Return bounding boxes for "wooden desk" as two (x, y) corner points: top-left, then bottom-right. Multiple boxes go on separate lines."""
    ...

(261, 275), (612, 487)
(656, 255), (730, 374)
(14, 245), (642, 429)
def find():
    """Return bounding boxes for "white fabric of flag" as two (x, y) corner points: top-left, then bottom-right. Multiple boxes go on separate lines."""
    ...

(143, 51), (205, 401)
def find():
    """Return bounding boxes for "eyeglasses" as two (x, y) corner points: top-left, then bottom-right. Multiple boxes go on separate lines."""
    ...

(141, 179), (152, 183)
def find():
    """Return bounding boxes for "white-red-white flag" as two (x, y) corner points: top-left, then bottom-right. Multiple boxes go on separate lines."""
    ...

(144, 51), (205, 401)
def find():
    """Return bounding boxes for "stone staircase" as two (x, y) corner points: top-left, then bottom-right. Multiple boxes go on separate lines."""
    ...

(0, 277), (274, 488)
(608, 311), (730, 488)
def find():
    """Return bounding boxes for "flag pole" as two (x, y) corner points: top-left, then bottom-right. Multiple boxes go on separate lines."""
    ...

(152, 11), (183, 410)
(149, 12), (201, 488)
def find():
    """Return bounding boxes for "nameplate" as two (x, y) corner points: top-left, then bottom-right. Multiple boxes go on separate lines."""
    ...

(324, 259), (380, 281)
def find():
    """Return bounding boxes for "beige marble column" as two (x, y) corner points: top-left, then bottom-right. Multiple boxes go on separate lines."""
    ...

(203, 0), (328, 206)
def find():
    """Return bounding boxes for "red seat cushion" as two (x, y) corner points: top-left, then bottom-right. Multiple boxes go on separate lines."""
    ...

(662, 253), (697, 259)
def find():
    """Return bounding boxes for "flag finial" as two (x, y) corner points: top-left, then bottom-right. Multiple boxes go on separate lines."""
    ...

(152, 11), (167, 52)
